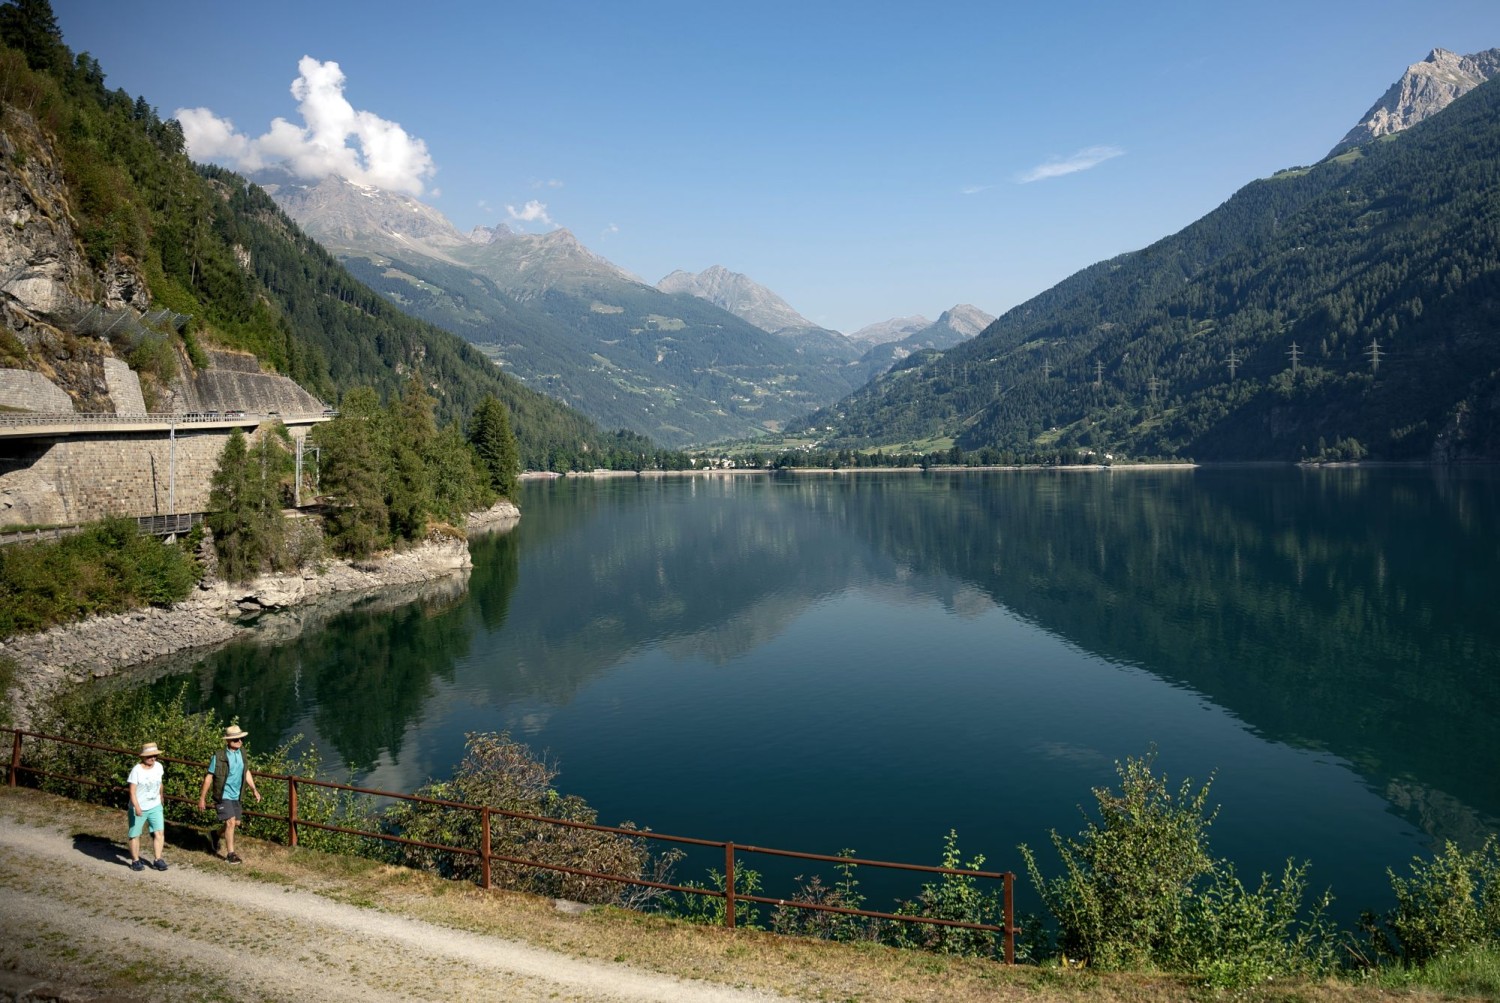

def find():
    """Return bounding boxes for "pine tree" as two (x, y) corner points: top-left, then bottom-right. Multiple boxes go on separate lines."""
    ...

(206, 427), (289, 581)
(468, 395), (521, 498)
(313, 400), (388, 559)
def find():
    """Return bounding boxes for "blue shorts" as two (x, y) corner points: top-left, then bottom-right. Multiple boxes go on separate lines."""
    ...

(127, 804), (164, 839)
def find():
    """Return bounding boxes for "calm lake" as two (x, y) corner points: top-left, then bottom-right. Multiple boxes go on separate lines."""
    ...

(147, 466), (1500, 924)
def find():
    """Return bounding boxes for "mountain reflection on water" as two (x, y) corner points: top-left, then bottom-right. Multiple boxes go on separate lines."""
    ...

(148, 466), (1500, 919)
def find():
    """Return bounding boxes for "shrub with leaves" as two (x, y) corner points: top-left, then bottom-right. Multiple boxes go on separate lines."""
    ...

(889, 830), (1001, 957)
(1021, 750), (1216, 969)
(1021, 750), (1334, 986)
(770, 850), (877, 943)
(1363, 837), (1500, 967)
(672, 859), (764, 930)
(382, 731), (663, 905)
(1171, 860), (1338, 987)
(0, 516), (200, 637)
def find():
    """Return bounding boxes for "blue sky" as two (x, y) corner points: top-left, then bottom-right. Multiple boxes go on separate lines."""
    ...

(53, 1), (1500, 334)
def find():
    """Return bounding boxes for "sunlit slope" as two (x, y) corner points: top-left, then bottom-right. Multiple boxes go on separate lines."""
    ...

(795, 80), (1500, 461)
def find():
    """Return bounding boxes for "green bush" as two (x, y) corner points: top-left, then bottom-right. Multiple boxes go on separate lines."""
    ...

(0, 517), (200, 637)
(1021, 750), (1217, 970)
(1171, 860), (1337, 987)
(673, 859), (765, 930)
(1363, 837), (1500, 967)
(769, 850), (877, 943)
(889, 830), (1002, 957)
(382, 731), (664, 905)
(1021, 750), (1334, 985)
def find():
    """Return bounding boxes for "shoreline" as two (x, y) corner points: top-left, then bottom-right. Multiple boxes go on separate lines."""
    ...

(1, 500), (520, 729)
(523, 462), (1200, 479)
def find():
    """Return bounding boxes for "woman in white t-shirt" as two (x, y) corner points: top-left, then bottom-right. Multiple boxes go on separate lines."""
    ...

(127, 742), (167, 871)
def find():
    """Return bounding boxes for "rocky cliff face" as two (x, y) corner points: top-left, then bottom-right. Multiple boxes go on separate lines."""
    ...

(1328, 47), (1500, 158)
(656, 265), (823, 336)
(0, 106), (150, 411)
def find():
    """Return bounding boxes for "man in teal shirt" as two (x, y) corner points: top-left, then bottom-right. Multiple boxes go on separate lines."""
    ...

(198, 724), (261, 863)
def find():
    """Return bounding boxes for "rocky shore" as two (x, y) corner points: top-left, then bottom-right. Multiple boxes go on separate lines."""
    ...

(1, 501), (519, 729)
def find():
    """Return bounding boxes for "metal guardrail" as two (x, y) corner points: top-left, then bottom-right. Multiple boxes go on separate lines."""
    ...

(4, 728), (1018, 961)
(0, 411), (328, 427)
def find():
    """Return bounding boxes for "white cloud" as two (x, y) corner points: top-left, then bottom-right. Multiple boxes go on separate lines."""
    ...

(506, 200), (554, 227)
(600, 223), (619, 238)
(532, 178), (564, 189)
(175, 56), (436, 196)
(960, 184), (991, 195)
(1016, 145), (1124, 184)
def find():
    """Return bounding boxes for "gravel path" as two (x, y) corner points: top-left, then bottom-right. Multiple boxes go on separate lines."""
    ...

(0, 816), (788, 1003)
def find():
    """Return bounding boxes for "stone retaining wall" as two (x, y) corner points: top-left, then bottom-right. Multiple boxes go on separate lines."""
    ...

(0, 428), (233, 526)
(0, 368), (73, 412)
(101, 357), (146, 415)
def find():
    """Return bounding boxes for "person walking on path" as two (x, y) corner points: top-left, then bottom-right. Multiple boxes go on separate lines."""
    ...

(127, 742), (167, 872)
(198, 724), (261, 863)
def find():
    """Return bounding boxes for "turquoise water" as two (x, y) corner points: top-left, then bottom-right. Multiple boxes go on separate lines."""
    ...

(153, 467), (1500, 923)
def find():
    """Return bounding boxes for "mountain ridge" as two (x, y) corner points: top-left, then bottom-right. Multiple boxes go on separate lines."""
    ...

(794, 76), (1500, 462)
(1328, 46), (1500, 158)
(252, 174), (865, 445)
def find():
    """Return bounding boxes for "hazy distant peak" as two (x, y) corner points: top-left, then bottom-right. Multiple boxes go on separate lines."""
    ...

(847, 315), (930, 347)
(469, 223), (513, 244)
(1328, 46), (1500, 158)
(935, 304), (995, 338)
(250, 167), (469, 257)
(656, 265), (819, 335)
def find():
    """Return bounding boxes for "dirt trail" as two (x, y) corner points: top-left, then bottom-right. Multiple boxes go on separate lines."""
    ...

(0, 814), (788, 1003)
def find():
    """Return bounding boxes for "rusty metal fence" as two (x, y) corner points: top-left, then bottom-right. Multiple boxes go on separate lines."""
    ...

(4, 727), (1017, 961)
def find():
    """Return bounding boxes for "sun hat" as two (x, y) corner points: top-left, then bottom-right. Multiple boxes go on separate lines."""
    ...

(139, 742), (163, 758)
(222, 725), (250, 742)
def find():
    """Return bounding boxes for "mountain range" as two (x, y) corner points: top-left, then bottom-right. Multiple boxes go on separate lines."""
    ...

(251, 170), (870, 446)
(5, 17), (1497, 467)
(792, 70), (1500, 462)
(253, 172), (999, 446)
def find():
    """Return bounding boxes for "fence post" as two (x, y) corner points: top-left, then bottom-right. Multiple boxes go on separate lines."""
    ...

(1004, 871), (1015, 965)
(9, 730), (20, 787)
(724, 841), (736, 929)
(481, 806), (492, 890)
(288, 778), (299, 848)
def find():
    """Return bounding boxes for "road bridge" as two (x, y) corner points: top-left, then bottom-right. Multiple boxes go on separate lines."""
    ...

(0, 410), (331, 439)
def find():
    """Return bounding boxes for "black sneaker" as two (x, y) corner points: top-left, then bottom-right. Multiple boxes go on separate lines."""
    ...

(225, 852), (242, 864)
(131, 859), (145, 871)
(154, 858), (168, 871)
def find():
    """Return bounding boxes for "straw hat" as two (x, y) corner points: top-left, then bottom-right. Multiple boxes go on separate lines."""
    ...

(222, 725), (250, 742)
(139, 742), (163, 758)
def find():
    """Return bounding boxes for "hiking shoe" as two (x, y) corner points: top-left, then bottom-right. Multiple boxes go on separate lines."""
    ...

(131, 859), (145, 871)
(154, 858), (168, 871)
(225, 852), (242, 864)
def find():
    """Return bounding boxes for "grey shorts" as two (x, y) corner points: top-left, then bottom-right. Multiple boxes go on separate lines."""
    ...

(215, 799), (243, 822)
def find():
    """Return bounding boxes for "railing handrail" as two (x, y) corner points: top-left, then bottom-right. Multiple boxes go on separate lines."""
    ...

(3, 726), (1018, 961)
(0, 411), (328, 426)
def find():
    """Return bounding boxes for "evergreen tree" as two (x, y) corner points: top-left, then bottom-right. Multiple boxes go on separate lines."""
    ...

(386, 375), (437, 541)
(312, 390), (388, 559)
(206, 426), (289, 582)
(427, 422), (495, 523)
(0, 0), (64, 72)
(468, 395), (521, 498)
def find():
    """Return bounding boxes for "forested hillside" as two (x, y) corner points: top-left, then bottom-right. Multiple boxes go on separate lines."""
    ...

(795, 80), (1500, 462)
(0, 4), (657, 470)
